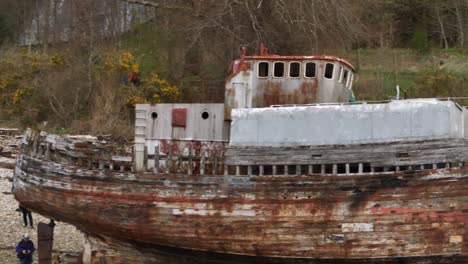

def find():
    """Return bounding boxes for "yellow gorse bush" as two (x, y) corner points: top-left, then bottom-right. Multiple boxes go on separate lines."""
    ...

(98, 52), (180, 106)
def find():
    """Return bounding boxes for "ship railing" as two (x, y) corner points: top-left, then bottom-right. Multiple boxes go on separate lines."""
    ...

(19, 130), (227, 175)
(270, 97), (468, 108)
(139, 144), (225, 175)
(223, 162), (465, 176)
(20, 129), (135, 172)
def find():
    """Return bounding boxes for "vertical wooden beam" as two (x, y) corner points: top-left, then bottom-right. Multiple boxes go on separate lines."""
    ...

(358, 163), (363, 174)
(45, 143), (51, 160)
(166, 149), (172, 174)
(143, 145), (148, 171)
(177, 151), (182, 174)
(154, 145), (159, 173)
(32, 133), (38, 157)
(188, 147), (193, 175)
(235, 165), (240, 176)
(247, 165), (252, 176)
(346, 164), (350, 174)
(332, 164), (337, 175)
(200, 149), (205, 175)
(213, 153), (218, 175)
(259, 165), (264, 176)
(308, 165), (313, 175)
(321, 164), (325, 174)
(296, 165), (301, 175)
(273, 165), (277, 175)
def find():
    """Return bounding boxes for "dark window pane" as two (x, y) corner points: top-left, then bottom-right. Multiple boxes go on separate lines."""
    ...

(289, 62), (300, 77)
(325, 63), (334, 79)
(343, 70), (349, 85)
(305, 62), (316, 78)
(274, 62), (285, 77)
(258, 62), (269, 77)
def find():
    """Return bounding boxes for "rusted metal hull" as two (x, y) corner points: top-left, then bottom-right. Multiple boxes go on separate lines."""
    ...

(13, 153), (468, 261)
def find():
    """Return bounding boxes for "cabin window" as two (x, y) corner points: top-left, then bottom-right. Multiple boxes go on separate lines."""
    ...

(324, 63), (334, 79)
(289, 62), (301, 78)
(343, 70), (349, 86)
(304, 62), (316, 78)
(338, 66), (344, 83)
(258, 62), (269, 78)
(273, 62), (285, 78)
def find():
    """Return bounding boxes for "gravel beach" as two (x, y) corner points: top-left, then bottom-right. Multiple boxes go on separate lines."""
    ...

(0, 168), (84, 263)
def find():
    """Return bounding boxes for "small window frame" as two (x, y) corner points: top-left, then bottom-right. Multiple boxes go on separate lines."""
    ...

(347, 73), (354, 89)
(257, 61), (270, 78)
(289, 61), (301, 78)
(304, 62), (317, 79)
(324, 63), (335, 80)
(338, 66), (344, 83)
(273, 61), (286, 78)
(343, 69), (349, 86)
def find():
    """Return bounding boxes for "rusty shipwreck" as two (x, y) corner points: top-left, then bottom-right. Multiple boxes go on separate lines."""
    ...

(12, 46), (468, 263)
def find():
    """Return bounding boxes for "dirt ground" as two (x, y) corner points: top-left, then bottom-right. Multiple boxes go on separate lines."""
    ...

(0, 168), (84, 264)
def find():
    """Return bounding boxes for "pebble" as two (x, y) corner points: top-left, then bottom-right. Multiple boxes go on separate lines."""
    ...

(0, 168), (84, 263)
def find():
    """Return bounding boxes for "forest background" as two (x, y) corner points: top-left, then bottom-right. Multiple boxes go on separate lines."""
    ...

(1, 0), (468, 138)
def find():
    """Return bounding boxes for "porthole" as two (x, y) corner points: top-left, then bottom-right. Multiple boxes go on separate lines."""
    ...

(201, 111), (209, 120)
(151, 112), (158, 119)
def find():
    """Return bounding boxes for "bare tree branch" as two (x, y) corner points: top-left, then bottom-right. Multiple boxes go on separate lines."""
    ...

(121, 0), (159, 8)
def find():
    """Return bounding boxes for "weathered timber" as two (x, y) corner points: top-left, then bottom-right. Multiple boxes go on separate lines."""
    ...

(12, 151), (468, 260)
(225, 138), (468, 166)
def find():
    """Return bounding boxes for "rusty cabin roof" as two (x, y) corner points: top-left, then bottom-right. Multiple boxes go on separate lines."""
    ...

(243, 55), (355, 71)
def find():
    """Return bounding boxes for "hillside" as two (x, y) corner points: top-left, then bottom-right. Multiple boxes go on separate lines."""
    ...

(2, 0), (468, 137)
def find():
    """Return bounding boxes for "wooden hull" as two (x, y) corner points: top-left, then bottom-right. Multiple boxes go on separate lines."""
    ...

(13, 153), (468, 261)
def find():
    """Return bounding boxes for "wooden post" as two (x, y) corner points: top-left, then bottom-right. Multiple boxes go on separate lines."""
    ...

(296, 165), (301, 175)
(235, 165), (240, 176)
(45, 143), (51, 160)
(284, 165), (288, 175)
(346, 164), (350, 175)
(332, 164), (337, 175)
(32, 133), (38, 157)
(144, 145), (148, 171)
(247, 165), (252, 176)
(213, 153), (218, 175)
(177, 151), (182, 173)
(321, 164), (325, 174)
(154, 146), (159, 173)
(166, 149), (172, 174)
(200, 149), (206, 175)
(272, 165), (277, 175)
(109, 152), (114, 171)
(224, 164), (228, 176)
(308, 165), (313, 175)
(358, 163), (363, 174)
(36, 142), (43, 159)
(259, 165), (264, 176)
(188, 148), (193, 175)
